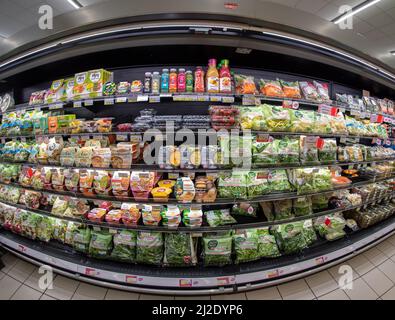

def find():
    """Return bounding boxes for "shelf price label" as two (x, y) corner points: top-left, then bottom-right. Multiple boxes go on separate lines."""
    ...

(242, 94), (256, 106)
(73, 101), (82, 108)
(149, 96), (160, 103)
(210, 96), (222, 102)
(104, 98), (114, 105)
(116, 97), (127, 103)
(216, 277), (234, 286)
(18, 244), (27, 253)
(137, 95), (149, 102)
(315, 256), (328, 265)
(222, 96), (235, 103)
(370, 114), (384, 123)
(282, 100), (299, 109)
(196, 95), (209, 102)
(49, 103), (63, 110)
(85, 268), (100, 276)
(125, 275), (138, 284)
(84, 100), (94, 106)
(179, 279), (193, 288)
(318, 104), (337, 116)
(266, 269), (280, 279)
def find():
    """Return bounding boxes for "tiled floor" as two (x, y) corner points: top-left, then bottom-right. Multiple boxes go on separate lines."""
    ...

(2, 235), (395, 300)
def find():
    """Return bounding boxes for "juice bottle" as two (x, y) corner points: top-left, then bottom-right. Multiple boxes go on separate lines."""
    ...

(206, 58), (219, 93)
(177, 68), (186, 92)
(152, 72), (160, 94)
(219, 59), (232, 93)
(169, 68), (178, 93)
(186, 70), (194, 92)
(161, 69), (169, 93)
(194, 67), (205, 93)
(144, 72), (152, 93)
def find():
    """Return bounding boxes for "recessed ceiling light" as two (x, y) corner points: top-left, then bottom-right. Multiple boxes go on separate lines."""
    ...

(224, 2), (239, 10)
(67, 0), (83, 9)
(332, 0), (381, 25)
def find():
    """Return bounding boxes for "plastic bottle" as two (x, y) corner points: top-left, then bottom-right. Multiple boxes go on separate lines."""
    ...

(144, 72), (152, 94)
(161, 69), (169, 93)
(219, 59), (231, 93)
(186, 71), (194, 93)
(177, 68), (186, 93)
(169, 68), (178, 93)
(206, 58), (219, 93)
(152, 72), (160, 94)
(194, 67), (205, 93)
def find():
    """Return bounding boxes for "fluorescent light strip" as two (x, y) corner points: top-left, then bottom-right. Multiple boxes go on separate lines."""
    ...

(333, 0), (381, 25)
(262, 31), (395, 81)
(67, 0), (83, 9)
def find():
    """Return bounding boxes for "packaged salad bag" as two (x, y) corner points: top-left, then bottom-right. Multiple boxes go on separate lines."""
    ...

(273, 137), (299, 164)
(233, 229), (260, 263)
(273, 199), (294, 221)
(231, 202), (258, 217)
(89, 231), (113, 259)
(239, 106), (266, 130)
(217, 171), (248, 199)
(293, 196), (313, 217)
(247, 170), (270, 198)
(299, 136), (319, 164)
(256, 227), (281, 258)
(136, 231), (163, 265)
(164, 233), (196, 266)
(111, 230), (137, 263)
(268, 169), (294, 193)
(202, 232), (233, 266)
(204, 209), (237, 227)
(36, 216), (54, 242)
(262, 104), (293, 132)
(280, 80), (302, 99)
(73, 227), (92, 254)
(318, 139), (337, 163)
(259, 79), (284, 97)
(52, 218), (68, 243)
(314, 214), (346, 241)
(251, 136), (276, 165)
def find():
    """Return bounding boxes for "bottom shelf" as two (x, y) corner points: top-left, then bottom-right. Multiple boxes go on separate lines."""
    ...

(1, 216), (395, 295)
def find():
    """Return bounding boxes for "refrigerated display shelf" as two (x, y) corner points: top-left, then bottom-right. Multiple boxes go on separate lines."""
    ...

(0, 191), (392, 233)
(4, 92), (395, 124)
(0, 158), (394, 173)
(1, 214), (395, 294)
(1, 174), (394, 205)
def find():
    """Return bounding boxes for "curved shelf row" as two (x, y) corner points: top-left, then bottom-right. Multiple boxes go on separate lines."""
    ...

(0, 191), (393, 233)
(0, 158), (394, 173)
(0, 130), (392, 142)
(3, 92), (393, 124)
(1, 174), (394, 206)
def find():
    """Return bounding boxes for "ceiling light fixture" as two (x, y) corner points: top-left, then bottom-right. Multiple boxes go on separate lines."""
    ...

(332, 0), (381, 24)
(67, 0), (83, 9)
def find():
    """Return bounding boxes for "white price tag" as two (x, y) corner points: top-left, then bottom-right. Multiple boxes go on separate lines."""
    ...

(49, 103), (63, 110)
(222, 96), (235, 103)
(196, 95), (209, 102)
(84, 100), (93, 106)
(104, 98), (114, 105)
(137, 95), (149, 102)
(149, 96), (160, 103)
(116, 97), (127, 103)
(73, 101), (82, 108)
(210, 96), (222, 102)
(109, 228), (118, 234)
(160, 93), (172, 98)
(242, 95), (256, 106)
(168, 173), (179, 180)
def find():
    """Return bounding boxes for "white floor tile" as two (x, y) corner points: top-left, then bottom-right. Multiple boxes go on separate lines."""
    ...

(363, 247), (388, 267)
(362, 268), (394, 296)
(105, 289), (139, 300)
(139, 294), (175, 300)
(376, 241), (395, 258)
(278, 279), (315, 300)
(45, 275), (79, 300)
(385, 235), (395, 247)
(0, 275), (21, 300)
(245, 286), (282, 300)
(318, 289), (350, 300)
(211, 292), (247, 300)
(1, 253), (18, 274)
(24, 268), (55, 293)
(72, 283), (108, 300)
(378, 259), (395, 283)
(347, 254), (375, 276)
(381, 286), (395, 300)
(343, 278), (379, 300)
(7, 260), (36, 282)
(10, 285), (42, 300)
(305, 270), (339, 297)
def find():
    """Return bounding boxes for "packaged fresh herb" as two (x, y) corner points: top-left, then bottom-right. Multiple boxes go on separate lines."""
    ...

(274, 199), (294, 221)
(293, 196), (313, 217)
(269, 169), (294, 193)
(256, 227), (281, 258)
(202, 234), (232, 266)
(73, 227), (91, 254)
(89, 231), (113, 259)
(136, 232), (163, 265)
(247, 170), (270, 198)
(318, 139), (337, 163)
(111, 230), (137, 262)
(233, 229), (260, 263)
(205, 209), (237, 227)
(217, 171), (248, 199)
(164, 233), (195, 266)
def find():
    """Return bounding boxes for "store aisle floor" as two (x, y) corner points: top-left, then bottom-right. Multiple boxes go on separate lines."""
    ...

(2, 234), (395, 300)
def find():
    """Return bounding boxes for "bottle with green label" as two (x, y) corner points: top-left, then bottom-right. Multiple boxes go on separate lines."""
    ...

(185, 70), (194, 93)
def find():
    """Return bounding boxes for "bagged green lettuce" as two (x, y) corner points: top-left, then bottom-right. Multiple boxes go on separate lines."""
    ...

(318, 139), (337, 163)
(239, 106), (266, 130)
(164, 233), (195, 266)
(292, 110), (315, 133)
(256, 227), (281, 258)
(274, 137), (299, 164)
(36, 216), (53, 242)
(233, 229), (260, 263)
(273, 199), (294, 221)
(269, 169), (294, 193)
(312, 194), (329, 211)
(314, 113), (332, 134)
(231, 202), (258, 217)
(217, 171), (248, 199)
(52, 218), (68, 243)
(136, 232), (163, 265)
(247, 170), (270, 198)
(22, 213), (41, 240)
(202, 234), (233, 266)
(300, 136), (319, 164)
(65, 222), (82, 246)
(205, 209), (237, 227)
(73, 227), (91, 253)
(293, 196), (313, 217)
(262, 104), (293, 132)
(252, 137), (276, 164)
(89, 231), (113, 259)
(111, 230), (137, 262)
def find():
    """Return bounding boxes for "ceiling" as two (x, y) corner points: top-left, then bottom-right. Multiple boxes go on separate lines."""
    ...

(0, 0), (394, 71)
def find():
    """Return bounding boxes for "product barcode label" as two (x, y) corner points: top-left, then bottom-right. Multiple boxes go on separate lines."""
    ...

(116, 97), (127, 103)
(84, 100), (93, 106)
(149, 96), (160, 103)
(73, 101), (82, 108)
(137, 95), (149, 102)
(104, 98), (114, 105)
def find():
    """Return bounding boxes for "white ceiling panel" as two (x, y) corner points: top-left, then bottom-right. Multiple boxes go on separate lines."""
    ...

(294, 0), (330, 14)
